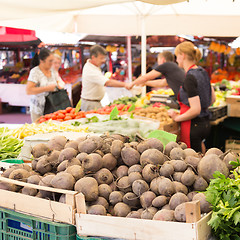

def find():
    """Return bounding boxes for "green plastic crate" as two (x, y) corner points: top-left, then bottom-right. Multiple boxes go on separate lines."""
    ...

(0, 207), (76, 240)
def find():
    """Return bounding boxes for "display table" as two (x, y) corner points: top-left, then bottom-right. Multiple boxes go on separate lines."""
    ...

(0, 83), (72, 107)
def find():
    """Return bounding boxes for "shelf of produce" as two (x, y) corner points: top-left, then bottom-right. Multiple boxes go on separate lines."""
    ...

(75, 199), (212, 240)
(226, 96), (240, 117)
(0, 176), (79, 224)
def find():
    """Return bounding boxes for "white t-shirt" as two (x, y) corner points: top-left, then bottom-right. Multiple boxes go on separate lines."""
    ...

(28, 66), (58, 115)
(81, 60), (108, 101)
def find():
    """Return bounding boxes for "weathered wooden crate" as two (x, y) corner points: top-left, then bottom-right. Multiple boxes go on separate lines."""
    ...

(0, 176), (78, 225)
(75, 194), (212, 240)
(226, 95), (240, 117)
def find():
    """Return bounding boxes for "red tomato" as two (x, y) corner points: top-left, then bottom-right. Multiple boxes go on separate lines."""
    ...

(39, 118), (47, 123)
(64, 116), (72, 121)
(57, 113), (65, 119)
(66, 107), (73, 113)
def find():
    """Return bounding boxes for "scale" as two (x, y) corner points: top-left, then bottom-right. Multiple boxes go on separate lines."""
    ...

(150, 94), (180, 109)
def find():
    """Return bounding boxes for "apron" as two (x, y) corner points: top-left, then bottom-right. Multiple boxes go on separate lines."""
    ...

(178, 64), (197, 148)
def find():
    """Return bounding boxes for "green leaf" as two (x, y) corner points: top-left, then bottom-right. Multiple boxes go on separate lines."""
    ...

(109, 106), (119, 120)
(130, 112), (134, 119)
(128, 104), (136, 112)
(75, 99), (82, 113)
(233, 211), (240, 225)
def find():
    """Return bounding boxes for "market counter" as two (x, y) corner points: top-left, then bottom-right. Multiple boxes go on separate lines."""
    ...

(0, 83), (72, 107)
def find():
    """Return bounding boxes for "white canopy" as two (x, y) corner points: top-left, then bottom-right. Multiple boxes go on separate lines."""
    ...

(0, 0), (239, 37)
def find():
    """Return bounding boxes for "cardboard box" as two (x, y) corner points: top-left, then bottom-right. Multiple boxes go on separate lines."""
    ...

(225, 139), (240, 154)
(226, 96), (240, 117)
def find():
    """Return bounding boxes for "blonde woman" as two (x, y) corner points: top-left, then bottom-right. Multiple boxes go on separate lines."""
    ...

(53, 53), (65, 89)
(168, 42), (215, 153)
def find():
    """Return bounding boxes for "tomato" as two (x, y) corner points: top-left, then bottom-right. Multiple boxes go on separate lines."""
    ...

(64, 116), (72, 121)
(57, 113), (65, 119)
(58, 109), (66, 114)
(44, 114), (53, 120)
(39, 118), (47, 123)
(66, 107), (73, 113)
(70, 108), (76, 114)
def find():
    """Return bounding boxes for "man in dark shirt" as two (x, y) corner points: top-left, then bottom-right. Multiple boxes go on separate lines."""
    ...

(130, 51), (185, 97)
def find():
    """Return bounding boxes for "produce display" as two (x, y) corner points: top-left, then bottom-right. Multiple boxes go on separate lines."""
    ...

(133, 106), (173, 126)
(9, 121), (88, 139)
(1, 134), (233, 224)
(0, 128), (23, 160)
(205, 156), (240, 240)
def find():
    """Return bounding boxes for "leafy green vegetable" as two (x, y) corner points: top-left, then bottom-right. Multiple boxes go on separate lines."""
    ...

(75, 99), (82, 113)
(109, 106), (119, 120)
(0, 127), (24, 160)
(128, 104), (136, 112)
(86, 116), (99, 123)
(205, 170), (240, 240)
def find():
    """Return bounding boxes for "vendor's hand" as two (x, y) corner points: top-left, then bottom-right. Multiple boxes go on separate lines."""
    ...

(168, 109), (179, 121)
(47, 84), (57, 92)
(125, 82), (134, 90)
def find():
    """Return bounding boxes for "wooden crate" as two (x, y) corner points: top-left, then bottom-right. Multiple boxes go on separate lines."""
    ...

(0, 176), (78, 224)
(75, 195), (212, 240)
(226, 96), (240, 117)
(225, 139), (240, 154)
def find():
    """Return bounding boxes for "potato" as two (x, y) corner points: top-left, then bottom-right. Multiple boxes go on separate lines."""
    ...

(39, 175), (55, 199)
(140, 149), (164, 166)
(183, 148), (198, 157)
(76, 152), (88, 164)
(223, 152), (238, 170)
(74, 177), (99, 201)
(0, 182), (18, 192)
(173, 172), (183, 182)
(187, 191), (198, 201)
(137, 138), (163, 154)
(184, 156), (201, 169)
(36, 155), (52, 175)
(27, 175), (42, 185)
(150, 177), (161, 195)
(153, 209), (175, 221)
(21, 187), (38, 196)
(57, 158), (81, 172)
(178, 142), (187, 150)
(198, 154), (229, 182)
(121, 146), (140, 167)
(47, 150), (61, 168)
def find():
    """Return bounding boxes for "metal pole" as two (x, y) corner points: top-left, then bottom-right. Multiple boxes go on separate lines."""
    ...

(127, 36), (132, 82)
(141, 15), (147, 95)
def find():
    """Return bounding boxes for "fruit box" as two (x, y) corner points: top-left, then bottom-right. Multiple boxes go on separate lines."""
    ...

(225, 139), (240, 154)
(0, 176), (78, 225)
(226, 96), (240, 117)
(75, 195), (212, 240)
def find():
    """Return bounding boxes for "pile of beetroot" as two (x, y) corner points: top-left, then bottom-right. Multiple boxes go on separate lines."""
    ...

(1, 134), (237, 222)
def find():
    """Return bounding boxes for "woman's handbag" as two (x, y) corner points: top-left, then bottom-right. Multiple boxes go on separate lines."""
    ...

(44, 88), (72, 114)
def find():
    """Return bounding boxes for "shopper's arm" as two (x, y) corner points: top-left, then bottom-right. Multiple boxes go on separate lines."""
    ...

(26, 81), (57, 95)
(171, 96), (201, 122)
(132, 70), (161, 86)
(105, 79), (131, 89)
(210, 86), (216, 105)
(145, 78), (168, 88)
